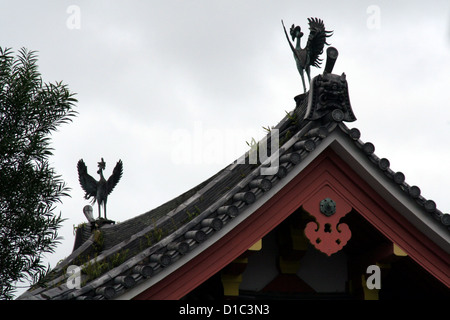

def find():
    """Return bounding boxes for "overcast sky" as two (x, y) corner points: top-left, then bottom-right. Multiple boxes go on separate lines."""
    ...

(2, 1), (449, 297)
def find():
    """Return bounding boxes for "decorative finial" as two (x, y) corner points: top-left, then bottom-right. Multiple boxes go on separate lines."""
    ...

(282, 18), (333, 93)
(304, 47), (356, 123)
(77, 158), (123, 221)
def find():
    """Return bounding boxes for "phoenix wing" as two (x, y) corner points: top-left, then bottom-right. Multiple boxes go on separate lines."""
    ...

(77, 159), (97, 201)
(106, 159), (123, 195)
(306, 17), (333, 68)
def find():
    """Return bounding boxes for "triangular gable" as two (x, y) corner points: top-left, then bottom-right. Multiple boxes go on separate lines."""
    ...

(129, 129), (450, 299)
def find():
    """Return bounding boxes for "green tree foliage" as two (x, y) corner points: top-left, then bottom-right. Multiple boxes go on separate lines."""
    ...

(0, 47), (77, 299)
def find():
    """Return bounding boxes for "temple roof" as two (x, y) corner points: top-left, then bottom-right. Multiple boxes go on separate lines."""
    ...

(18, 72), (450, 300)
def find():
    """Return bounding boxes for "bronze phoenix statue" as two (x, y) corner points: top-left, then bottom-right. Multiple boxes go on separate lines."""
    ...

(282, 18), (333, 93)
(77, 158), (123, 220)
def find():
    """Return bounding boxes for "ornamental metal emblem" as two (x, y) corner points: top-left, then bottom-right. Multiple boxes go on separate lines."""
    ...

(303, 190), (352, 256)
(320, 198), (336, 216)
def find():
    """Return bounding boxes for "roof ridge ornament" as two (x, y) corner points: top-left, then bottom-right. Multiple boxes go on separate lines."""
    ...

(304, 47), (356, 123)
(77, 158), (123, 222)
(282, 18), (333, 93)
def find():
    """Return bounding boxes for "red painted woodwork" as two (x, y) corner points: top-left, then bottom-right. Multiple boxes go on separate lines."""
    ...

(303, 186), (352, 256)
(133, 148), (450, 299)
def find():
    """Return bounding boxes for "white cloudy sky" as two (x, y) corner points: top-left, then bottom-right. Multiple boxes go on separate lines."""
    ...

(2, 1), (449, 296)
